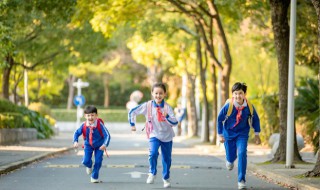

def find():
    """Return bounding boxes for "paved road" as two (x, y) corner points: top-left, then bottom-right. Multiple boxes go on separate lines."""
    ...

(0, 122), (288, 190)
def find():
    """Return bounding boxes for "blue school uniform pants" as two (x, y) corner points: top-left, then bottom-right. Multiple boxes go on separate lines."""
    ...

(82, 145), (104, 180)
(148, 137), (172, 180)
(224, 135), (248, 182)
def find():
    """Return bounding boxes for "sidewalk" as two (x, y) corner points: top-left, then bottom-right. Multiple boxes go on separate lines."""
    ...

(0, 126), (319, 190)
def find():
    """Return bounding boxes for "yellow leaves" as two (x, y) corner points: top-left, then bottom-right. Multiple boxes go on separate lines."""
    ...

(32, 19), (41, 26)
(127, 33), (174, 67)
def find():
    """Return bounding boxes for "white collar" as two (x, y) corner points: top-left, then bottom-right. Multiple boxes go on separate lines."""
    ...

(233, 99), (247, 108)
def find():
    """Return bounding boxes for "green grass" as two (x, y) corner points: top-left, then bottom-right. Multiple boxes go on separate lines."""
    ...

(51, 109), (145, 122)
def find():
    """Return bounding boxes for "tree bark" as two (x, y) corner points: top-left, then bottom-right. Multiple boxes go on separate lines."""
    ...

(210, 64), (218, 145)
(186, 74), (198, 137)
(66, 75), (75, 110)
(197, 34), (209, 142)
(2, 54), (14, 100)
(304, 0), (320, 177)
(103, 74), (110, 108)
(270, 0), (302, 162)
(207, 1), (232, 105)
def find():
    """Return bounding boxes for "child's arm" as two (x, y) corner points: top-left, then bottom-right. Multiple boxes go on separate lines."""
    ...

(252, 106), (261, 144)
(164, 105), (178, 126)
(128, 102), (147, 130)
(101, 122), (111, 147)
(217, 104), (228, 143)
(73, 124), (84, 148)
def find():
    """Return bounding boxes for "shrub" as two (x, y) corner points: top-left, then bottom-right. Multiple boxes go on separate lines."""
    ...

(0, 113), (24, 129)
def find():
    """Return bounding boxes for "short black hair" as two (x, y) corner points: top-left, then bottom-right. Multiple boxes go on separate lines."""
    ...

(84, 105), (98, 114)
(152, 82), (167, 93)
(232, 82), (247, 93)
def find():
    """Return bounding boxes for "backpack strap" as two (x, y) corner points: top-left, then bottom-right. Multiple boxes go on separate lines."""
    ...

(223, 98), (254, 127)
(82, 118), (104, 140)
(247, 100), (254, 116)
(226, 98), (233, 117)
(147, 100), (152, 121)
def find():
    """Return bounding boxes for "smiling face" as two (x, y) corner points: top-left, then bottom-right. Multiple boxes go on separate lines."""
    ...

(84, 113), (98, 125)
(152, 87), (166, 104)
(232, 89), (246, 105)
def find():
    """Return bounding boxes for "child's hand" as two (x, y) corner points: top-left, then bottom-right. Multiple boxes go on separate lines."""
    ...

(219, 136), (225, 143)
(131, 126), (136, 131)
(99, 145), (106, 151)
(162, 112), (168, 117)
(73, 142), (79, 148)
(254, 135), (261, 145)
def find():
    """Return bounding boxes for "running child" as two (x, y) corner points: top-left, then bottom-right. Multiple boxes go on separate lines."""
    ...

(217, 82), (261, 189)
(128, 82), (178, 188)
(73, 105), (111, 183)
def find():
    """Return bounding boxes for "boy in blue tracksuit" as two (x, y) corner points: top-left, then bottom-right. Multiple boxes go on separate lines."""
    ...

(217, 82), (261, 190)
(73, 105), (111, 183)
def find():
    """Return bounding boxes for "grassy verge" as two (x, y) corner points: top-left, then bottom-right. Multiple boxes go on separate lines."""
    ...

(52, 109), (145, 122)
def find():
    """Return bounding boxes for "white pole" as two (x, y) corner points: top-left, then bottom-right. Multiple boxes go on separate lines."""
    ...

(286, 0), (296, 168)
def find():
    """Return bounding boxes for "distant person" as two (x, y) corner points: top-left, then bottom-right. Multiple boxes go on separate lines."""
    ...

(174, 101), (186, 136)
(128, 82), (178, 188)
(73, 105), (111, 183)
(217, 82), (261, 190)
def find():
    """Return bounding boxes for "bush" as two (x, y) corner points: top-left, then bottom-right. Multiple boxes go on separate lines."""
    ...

(0, 112), (24, 129)
(0, 99), (54, 139)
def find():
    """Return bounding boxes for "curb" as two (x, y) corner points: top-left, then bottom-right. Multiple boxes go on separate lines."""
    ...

(0, 147), (73, 175)
(248, 164), (320, 190)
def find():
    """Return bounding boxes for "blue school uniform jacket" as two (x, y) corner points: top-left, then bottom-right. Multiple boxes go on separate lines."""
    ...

(217, 101), (261, 140)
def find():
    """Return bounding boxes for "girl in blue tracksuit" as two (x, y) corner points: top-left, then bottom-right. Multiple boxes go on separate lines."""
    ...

(73, 105), (111, 183)
(128, 82), (178, 188)
(217, 82), (261, 190)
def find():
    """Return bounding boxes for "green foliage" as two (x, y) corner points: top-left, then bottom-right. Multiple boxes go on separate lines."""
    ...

(18, 106), (53, 139)
(0, 98), (53, 138)
(0, 112), (24, 129)
(295, 78), (320, 153)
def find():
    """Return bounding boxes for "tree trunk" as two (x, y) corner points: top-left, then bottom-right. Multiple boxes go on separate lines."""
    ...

(196, 31), (209, 142)
(103, 74), (109, 108)
(305, 0), (320, 177)
(270, 0), (301, 162)
(186, 74), (198, 137)
(210, 65), (218, 145)
(304, 149), (320, 177)
(2, 54), (14, 100)
(66, 75), (75, 110)
(207, 1), (232, 105)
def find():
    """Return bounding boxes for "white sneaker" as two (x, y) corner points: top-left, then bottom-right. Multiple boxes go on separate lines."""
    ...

(238, 180), (246, 189)
(86, 167), (92, 175)
(146, 173), (155, 184)
(163, 179), (171, 188)
(226, 161), (234, 171)
(90, 177), (100, 183)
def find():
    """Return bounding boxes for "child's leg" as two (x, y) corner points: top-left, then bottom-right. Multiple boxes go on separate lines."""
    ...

(160, 141), (173, 180)
(82, 146), (94, 168)
(149, 137), (160, 175)
(224, 139), (237, 163)
(92, 149), (104, 180)
(236, 136), (248, 182)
